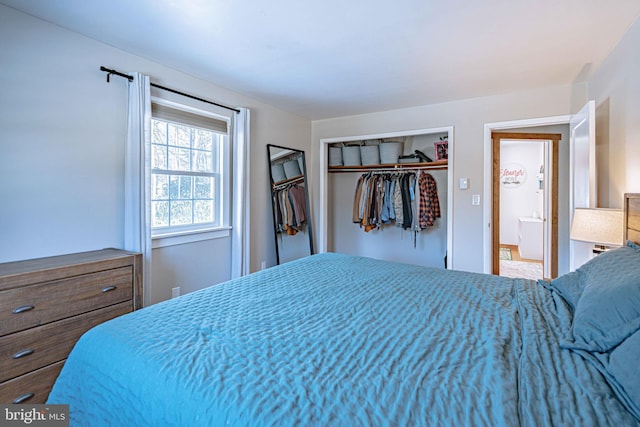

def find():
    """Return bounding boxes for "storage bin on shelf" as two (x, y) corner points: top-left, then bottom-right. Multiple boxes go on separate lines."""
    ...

(360, 145), (380, 166)
(342, 145), (361, 166)
(328, 146), (343, 166)
(271, 163), (286, 182)
(379, 141), (403, 164)
(283, 159), (302, 179)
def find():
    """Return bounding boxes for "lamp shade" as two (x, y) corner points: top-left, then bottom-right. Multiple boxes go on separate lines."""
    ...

(570, 208), (624, 246)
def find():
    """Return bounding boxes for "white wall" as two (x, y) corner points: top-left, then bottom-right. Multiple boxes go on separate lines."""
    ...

(588, 16), (640, 207)
(312, 85), (580, 273)
(0, 6), (311, 304)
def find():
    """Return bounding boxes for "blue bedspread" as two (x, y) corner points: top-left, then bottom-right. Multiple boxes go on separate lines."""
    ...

(48, 253), (639, 426)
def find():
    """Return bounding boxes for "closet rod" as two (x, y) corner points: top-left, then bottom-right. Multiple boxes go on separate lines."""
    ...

(329, 165), (448, 173)
(273, 175), (305, 190)
(99, 66), (241, 114)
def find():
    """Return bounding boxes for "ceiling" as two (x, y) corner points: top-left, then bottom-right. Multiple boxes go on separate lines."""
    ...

(3, 0), (640, 120)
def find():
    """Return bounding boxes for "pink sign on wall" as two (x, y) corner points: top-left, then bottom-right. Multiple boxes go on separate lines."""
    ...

(500, 163), (527, 188)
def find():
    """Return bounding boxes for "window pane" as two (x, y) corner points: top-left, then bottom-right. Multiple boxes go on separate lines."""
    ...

(194, 176), (213, 198)
(167, 123), (178, 146)
(169, 175), (179, 199)
(170, 201), (192, 226)
(176, 125), (190, 148)
(150, 116), (225, 234)
(194, 129), (213, 150)
(152, 144), (167, 169)
(192, 149), (212, 173)
(152, 120), (167, 144)
(194, 200), (214, 224)
(152, 201), (169, 227)
(179, 176), (192, 199)
(168, 147), (190, 171)
(152, 174), (169, 199)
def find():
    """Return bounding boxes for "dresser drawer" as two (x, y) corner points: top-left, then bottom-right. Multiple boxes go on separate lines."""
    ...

(0, 266), (133, 336)
(0, 301), (132, 383)
(0, 361), (64, 404)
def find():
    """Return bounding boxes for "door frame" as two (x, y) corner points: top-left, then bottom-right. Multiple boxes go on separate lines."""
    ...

(491, 132), (561, 279)
(483, 115), (570, 276)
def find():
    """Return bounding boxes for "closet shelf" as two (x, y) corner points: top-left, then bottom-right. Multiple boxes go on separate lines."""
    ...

(272, 174), (304, 188)
(328, 160), (448, 173)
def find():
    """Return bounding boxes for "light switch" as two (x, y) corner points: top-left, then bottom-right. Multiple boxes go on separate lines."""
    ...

(459, 178), (469, 190)
(472, 194), (480, 205)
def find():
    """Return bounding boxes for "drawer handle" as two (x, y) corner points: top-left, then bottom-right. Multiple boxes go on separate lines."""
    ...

(12, 305), (34, 314)
(13, 393), (35, 404)
(13, 349), (35, 359)
(101, 285), (117, 293)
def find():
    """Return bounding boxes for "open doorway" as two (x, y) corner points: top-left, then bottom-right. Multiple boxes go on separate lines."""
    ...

(492, 132), (560, 280)
(484, 105), (592, 278)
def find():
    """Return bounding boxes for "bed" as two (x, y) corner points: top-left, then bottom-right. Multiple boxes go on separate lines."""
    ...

(48, 194), (640, 426)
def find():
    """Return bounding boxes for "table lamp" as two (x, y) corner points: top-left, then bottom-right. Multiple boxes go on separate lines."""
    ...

(570, 208), (624, 254)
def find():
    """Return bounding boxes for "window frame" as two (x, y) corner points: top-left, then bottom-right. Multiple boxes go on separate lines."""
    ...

(149, 98), (231, 247)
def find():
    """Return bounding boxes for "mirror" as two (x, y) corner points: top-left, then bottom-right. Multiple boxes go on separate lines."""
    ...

(267, 144), (314, 264)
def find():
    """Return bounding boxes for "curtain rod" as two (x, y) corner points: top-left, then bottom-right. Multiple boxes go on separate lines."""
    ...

(100, 66), (241, 114)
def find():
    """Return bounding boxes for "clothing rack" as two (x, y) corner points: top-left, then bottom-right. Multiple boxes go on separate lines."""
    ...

(273, 175), (305, 190)
(362, 169), (419, 176)
(329, 161), (447, 173)
(99, 66), (241, 114)
(351, 166), (441, 246)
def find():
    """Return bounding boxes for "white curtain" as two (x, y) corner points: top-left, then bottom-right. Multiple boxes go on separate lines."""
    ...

(124, 72), (152, 306)
(231, 107), (251, 278)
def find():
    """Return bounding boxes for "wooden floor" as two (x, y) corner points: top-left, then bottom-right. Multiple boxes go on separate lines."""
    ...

(502, 244), (537, 263)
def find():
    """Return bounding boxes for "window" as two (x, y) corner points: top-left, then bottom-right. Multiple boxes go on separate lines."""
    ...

(150, 102), (229, 238)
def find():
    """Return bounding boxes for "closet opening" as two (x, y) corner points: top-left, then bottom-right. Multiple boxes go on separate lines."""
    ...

(319, 127), (453, 269)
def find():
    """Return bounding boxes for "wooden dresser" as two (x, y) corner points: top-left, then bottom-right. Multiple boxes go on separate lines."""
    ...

(0, 249), (142, 404)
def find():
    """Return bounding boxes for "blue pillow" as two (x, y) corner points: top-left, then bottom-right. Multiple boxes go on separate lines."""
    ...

(603, 329), (640, 421)
(572, 328), (640, 422)
(546, 270), (584, 312)
(548, 241), (640, 312)
(563, 245), (640, 352)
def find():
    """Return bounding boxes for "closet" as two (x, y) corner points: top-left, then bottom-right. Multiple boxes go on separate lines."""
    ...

(321, 128), (453, 269)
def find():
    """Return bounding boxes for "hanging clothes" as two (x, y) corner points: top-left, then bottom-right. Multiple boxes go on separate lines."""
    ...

(418, 172), (441, 229)
(352, 170), (442, 234)
(393, 175), (404, 226)
(289, 185), (307, 226)
(353, 173), (379, 231)
(380, 178), (395, 224)
(273, 191), (283, 231)
(353, 175), (365, 224)
(352, 172), (409, 232)
(400, 173), (415, 230)
(273, 183), (307, 235)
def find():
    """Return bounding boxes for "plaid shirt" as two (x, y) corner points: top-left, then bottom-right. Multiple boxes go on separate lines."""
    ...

(418, 172), (441, 228)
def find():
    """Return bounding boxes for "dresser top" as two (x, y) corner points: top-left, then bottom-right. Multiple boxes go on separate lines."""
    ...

(0, 248), (140, 290)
